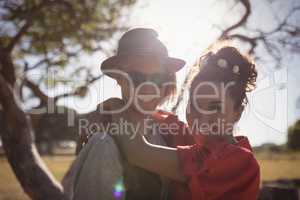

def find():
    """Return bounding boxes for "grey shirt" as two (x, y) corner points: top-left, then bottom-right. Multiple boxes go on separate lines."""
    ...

(62, 129), (169, 200)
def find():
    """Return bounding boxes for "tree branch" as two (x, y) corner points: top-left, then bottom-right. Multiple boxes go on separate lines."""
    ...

(24, 78), (50, 105)
(219, 0), (251, 39)
(53, 74), (104, 102)
(219, 0), (299, 57)
(6, 20), (32, 52)
(226, 33), (262, 54)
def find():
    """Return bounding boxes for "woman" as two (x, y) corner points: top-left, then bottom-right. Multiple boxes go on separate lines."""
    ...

(62, 28), (186, 200)
(111, 45), (260, 200)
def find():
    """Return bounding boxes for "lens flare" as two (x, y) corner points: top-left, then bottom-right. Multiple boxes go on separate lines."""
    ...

(113, 180), (125, 199)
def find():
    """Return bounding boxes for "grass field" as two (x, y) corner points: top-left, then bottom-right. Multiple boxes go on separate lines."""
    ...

(1, 152), (300, 200)
(0, 156), (74, 200)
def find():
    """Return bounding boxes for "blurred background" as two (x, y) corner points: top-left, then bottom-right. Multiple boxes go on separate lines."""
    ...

(0, 0), (300, 199)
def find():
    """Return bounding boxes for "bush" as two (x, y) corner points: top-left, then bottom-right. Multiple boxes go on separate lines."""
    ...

(287, 119), (300, 150)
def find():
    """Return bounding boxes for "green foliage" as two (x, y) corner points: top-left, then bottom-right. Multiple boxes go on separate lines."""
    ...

(287, 119), (300, 150)
(1, 0), (136, 99)
(3, 0), (136, 57)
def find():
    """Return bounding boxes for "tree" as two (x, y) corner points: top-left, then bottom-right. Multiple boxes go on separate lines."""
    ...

(172, 0), (300, 112)
(287, 119), (300, 150)
(0, 0), (137, 154)
(0, 0), (136, 199)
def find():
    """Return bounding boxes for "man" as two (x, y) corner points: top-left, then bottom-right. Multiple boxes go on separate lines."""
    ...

(62, 28), (185, 200)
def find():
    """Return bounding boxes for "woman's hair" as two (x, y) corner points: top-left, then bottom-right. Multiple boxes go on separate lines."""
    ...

(190, 45), (257, 110)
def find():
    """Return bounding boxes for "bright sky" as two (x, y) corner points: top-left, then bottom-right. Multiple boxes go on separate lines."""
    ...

(58, 0), (300, 146)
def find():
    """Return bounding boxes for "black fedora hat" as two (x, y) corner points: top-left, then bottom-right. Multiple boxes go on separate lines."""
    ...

(101, 28), (185, 78)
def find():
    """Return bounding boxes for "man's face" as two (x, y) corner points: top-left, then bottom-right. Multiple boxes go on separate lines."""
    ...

(118, 56), (170, 114)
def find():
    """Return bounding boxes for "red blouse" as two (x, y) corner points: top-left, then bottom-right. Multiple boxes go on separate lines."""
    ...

(176, 136), (260, 200)
(152, 110), (260, 200)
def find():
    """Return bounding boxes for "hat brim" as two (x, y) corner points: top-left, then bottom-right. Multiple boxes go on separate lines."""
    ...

(101, 55), (185, 79)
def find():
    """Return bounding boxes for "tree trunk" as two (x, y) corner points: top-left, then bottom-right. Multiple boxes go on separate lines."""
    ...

(0, 56), (69, 199)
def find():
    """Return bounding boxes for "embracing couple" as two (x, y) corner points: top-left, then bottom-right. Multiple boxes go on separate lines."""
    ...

(62, 28), (260, 200)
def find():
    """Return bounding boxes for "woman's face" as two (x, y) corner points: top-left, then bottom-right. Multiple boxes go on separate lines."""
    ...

(186, 81), (241, 136)
(118, 56), (171, 113)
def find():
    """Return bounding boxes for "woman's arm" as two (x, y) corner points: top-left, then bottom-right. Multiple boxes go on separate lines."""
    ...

(112, 115), (187, 183)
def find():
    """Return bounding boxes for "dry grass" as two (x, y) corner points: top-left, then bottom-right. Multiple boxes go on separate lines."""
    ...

(0, 156), (74, 200)
(0, 152), (300, 200)
(256, 151), (300, 182)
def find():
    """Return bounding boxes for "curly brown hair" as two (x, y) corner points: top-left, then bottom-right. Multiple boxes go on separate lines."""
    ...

(190, 46), (258, 110)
